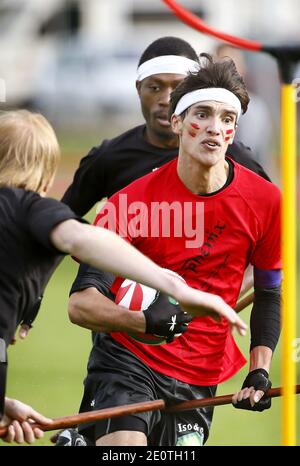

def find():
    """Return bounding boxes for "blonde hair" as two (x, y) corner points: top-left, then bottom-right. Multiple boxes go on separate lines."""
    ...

(0, 110), (60, 193)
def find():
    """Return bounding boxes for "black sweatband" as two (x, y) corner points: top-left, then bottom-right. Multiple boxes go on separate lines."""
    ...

(21, 295), (43, 328)
(250, 285), (281, 352)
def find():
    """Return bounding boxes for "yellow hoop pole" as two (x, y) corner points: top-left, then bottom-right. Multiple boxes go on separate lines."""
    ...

(281, 83), (297, 446)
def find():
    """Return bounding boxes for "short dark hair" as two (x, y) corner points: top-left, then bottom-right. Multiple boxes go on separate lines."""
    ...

(138, 36), (198, 66)
(169, 53), (249, 119)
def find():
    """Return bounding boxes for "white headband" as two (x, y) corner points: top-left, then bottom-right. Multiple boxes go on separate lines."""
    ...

(137, 55), (199, 82)
(174, 88), (242, 120)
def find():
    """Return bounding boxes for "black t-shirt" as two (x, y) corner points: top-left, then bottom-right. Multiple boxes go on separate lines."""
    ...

(0, 187), (81, 347)
(0, 187), (83, 417)
(62, 124), (270, 216)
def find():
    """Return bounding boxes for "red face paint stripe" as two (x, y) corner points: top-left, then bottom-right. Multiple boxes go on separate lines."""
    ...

(225, 136), (231, 141)
(190, 122), (200, 129)
(226, 129), (233, 134)
(188, 131), (196, 138)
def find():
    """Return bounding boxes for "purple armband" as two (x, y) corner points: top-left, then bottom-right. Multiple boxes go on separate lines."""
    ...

(254, 268), (282, 288)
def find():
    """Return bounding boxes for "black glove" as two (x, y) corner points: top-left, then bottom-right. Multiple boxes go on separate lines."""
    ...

(143, 293), (193, 343)
(233, 368), (272, 412)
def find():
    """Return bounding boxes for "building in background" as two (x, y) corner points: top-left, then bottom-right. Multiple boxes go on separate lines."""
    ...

(0, 0), (299, 130)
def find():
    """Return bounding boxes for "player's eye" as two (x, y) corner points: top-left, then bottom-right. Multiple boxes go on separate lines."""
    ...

(148, 85), (160, 92)
(224, 116), (234, 124)
(196, 112), (207, 119)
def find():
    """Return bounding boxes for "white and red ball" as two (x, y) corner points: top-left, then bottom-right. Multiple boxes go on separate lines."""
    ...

(113, 278), (167, 345)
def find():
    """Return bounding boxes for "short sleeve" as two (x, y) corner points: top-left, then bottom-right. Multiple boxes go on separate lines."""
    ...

(250, 187), (281, 270)
(22, 192), (86, 252)
(93, 192), (134, 243)
(70, 263), (115, 298)
(61, 142), (108, 216)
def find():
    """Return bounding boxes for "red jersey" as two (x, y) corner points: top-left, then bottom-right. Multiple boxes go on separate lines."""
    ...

(94, 158), (281, 385)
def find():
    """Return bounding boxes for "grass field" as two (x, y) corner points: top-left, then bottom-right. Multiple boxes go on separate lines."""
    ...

(3, 129), (300, 446)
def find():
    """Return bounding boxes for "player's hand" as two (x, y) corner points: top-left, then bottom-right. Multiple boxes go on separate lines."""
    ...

(143, 293), (193, 343)
(232, 369), (272, 411)
(10, 324), (31, 344)
(1, 398), (53, 444)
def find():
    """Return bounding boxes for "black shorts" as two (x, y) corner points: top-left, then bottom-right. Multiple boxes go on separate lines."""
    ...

(78, 333), (217, 446)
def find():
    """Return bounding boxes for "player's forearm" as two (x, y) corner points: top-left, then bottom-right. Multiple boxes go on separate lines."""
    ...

(68, 288), (146, 333)
(51, 220), (178, 300)
(249, 346), (273, 372)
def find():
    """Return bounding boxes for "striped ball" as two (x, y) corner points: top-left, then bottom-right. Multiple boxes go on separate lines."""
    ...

(114, 278), (167, 345)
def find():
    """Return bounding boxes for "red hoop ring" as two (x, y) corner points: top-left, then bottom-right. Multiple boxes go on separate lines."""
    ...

(162, 0), (263, 52)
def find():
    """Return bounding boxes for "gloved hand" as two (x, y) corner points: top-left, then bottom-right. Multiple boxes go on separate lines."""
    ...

(143, 293), (193, 343)
(232, 368), (272, 411)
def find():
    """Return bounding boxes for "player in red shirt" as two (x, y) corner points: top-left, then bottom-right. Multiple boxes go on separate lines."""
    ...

(68, 54), (281, 446)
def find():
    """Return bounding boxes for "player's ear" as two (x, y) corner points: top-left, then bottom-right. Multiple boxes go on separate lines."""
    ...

(136, 80), (141, 96)
(171, 114), (183, 135)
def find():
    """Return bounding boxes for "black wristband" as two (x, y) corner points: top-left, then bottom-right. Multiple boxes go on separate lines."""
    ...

(21, 295), (43, 328)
